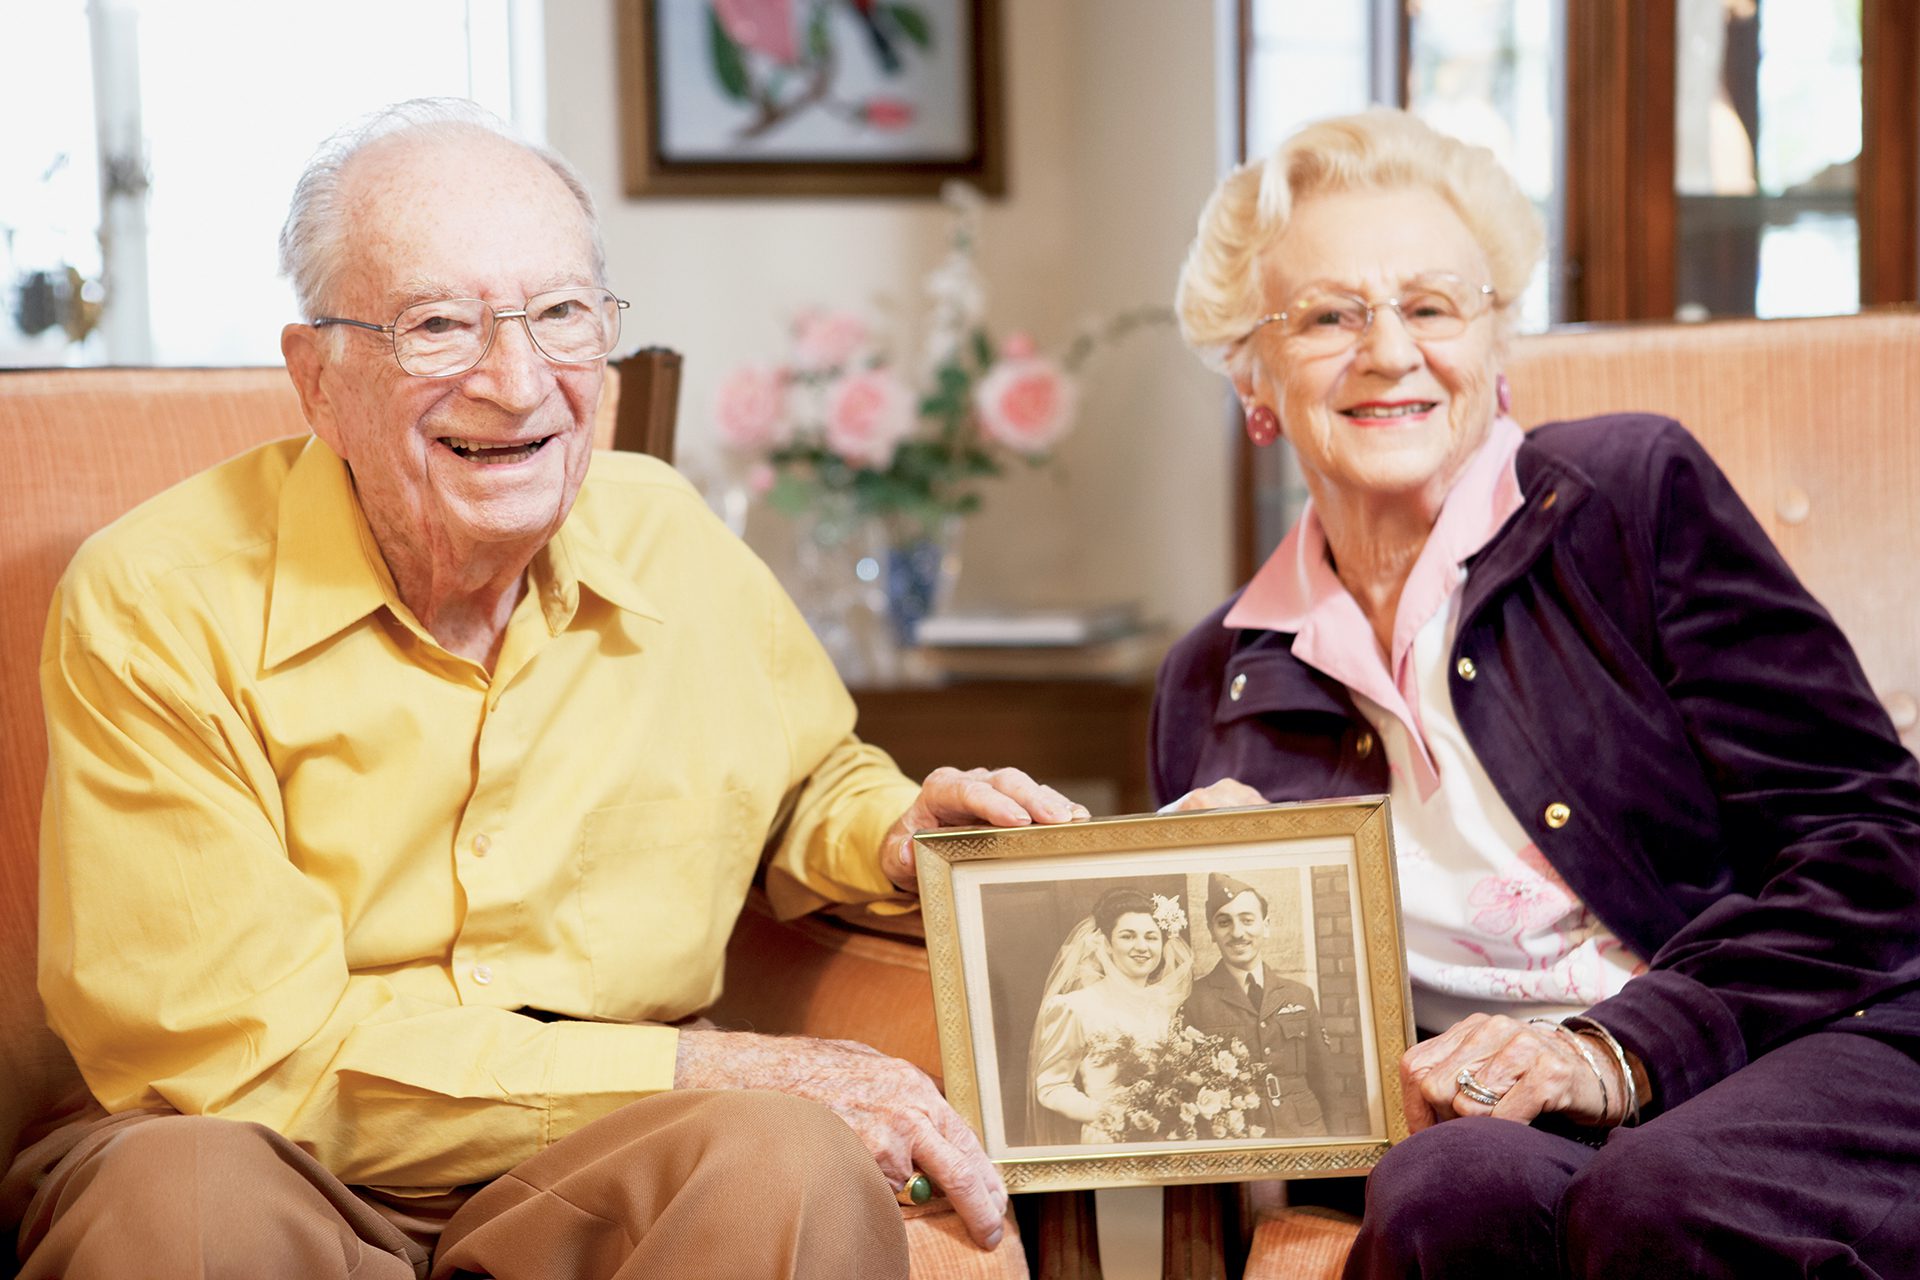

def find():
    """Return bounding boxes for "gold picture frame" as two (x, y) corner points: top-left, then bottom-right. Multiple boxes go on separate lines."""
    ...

(914, 797), (1412, 1192)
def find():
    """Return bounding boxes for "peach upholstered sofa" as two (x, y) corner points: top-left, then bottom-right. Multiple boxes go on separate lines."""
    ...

(4, 309), (1918, 1280)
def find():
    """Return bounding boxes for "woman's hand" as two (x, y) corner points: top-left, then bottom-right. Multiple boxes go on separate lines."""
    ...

(1158, 777), (1269, 812)
(881, 766), (1090, 891)
(1400, 1012), (1625, 1133)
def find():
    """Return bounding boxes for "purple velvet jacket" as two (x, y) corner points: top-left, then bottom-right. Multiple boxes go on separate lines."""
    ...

(1150, 414), (1920, 1120)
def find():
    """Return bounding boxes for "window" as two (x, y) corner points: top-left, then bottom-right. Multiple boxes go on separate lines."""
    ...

(1232, 0), (1919, 575)
(1, 0), (543, 369)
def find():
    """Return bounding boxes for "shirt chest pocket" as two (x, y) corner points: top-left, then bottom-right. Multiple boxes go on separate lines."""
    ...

(1275, 1010), (1311, 1040)
(1262, 1009), (1311, 1067)
(577, 790), (755, 1019)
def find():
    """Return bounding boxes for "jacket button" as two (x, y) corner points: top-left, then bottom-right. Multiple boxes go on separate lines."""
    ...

(1230, 673), (1248, 701)
(1456, 657), (1477, 681)
(1355, 731), (1375, 759)
(1543, 802), (1571, 829)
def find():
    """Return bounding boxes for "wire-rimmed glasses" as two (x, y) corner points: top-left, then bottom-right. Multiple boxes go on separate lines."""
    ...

(313, 287), (630, 378)
(1243, 273), (1497, 356)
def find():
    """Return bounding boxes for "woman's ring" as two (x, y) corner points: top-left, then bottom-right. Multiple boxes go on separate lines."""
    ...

(1455, 1068), (1506, 1107)
(896, 1172), (934, 1206)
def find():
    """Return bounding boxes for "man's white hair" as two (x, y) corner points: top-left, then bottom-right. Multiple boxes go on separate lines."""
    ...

(278, 97), (607, 321)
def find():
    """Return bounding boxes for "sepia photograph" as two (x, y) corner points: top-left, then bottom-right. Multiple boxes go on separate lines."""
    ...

(916, 798), (1414, 1193)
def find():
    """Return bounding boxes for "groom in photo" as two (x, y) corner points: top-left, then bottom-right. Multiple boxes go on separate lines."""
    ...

(1182, 873), (1335, 1138)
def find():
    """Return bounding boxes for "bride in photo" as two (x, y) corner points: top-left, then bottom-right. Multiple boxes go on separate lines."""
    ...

(1029, 886), (1195, 1143)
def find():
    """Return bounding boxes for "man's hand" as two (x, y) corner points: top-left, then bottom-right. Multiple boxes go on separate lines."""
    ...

(1400, 1012), (1624, 1133)
(1159, 777), (1268, 813)
(880, 766), (1089, 891)
(676, 1028), (1009, 1248)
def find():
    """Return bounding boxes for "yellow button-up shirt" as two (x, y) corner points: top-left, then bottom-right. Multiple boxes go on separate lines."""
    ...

(39, 436), (920, 1190)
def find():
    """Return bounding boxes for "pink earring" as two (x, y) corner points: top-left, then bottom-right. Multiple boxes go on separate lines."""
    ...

(1244, 403), (1280, 447)
(1496, 373), (1512, 417)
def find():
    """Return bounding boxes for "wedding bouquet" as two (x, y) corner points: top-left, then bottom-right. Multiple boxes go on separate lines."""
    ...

(1086, 1023), (1269, 1143)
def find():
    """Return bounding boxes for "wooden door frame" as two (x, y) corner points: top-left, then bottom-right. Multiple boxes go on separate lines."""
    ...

(1862, 0), (1920, 305)
(1563, 0), (1677, 323)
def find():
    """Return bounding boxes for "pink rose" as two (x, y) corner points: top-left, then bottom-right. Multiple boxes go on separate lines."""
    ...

(790, 308), (870, 371)
(713, 0), (796, 64)
(713, 363), (791, 451)
(824, 368), (916, 469)
(974, 357), (1077, 454)
(862, 98), (916, 130)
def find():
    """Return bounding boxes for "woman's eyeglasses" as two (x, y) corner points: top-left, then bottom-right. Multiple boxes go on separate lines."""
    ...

(1243, 274), (1496, 355)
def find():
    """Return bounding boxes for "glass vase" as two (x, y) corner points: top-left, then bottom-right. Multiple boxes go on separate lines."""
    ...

(881, 513), (963, 649)
(786, 503), (888, 684)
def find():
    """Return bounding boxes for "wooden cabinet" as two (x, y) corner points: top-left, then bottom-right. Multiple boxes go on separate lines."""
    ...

(850, 677), (1158, 817)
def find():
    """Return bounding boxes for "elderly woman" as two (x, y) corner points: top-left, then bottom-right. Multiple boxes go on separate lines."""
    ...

(1152, 107), (1920, 1276)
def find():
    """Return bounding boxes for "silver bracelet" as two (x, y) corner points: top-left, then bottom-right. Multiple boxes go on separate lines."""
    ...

(1560, 1015), (1641, 1126)
(1527, 1016), (1609, 1126)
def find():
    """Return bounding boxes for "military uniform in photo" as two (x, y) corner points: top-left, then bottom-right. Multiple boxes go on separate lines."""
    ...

(1180, 873), (1335, 1138)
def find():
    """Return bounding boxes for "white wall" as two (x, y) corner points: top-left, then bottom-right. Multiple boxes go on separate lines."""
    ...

(542, 0), (1233, 632)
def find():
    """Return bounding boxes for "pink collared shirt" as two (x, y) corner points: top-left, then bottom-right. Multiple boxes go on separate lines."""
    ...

(1226, 416), (1528, 800)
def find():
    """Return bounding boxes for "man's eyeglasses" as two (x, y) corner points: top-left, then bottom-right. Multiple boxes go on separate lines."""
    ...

(1243, 273), (1497, 356)
(312, 287), (630, 378)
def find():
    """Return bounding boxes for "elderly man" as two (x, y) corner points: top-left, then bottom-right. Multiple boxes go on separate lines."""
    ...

(21, 100), (1079, 1279)
(1180, 873), (1335, 1139)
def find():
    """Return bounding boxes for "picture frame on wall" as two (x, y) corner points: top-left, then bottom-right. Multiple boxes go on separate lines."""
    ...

(914, 797), (1413, 1193)
(616, 0), (1005, 197)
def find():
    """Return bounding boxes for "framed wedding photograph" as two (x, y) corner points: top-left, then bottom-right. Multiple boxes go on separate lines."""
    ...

(615, 0), (1006, 197)
(914, 797), (1413, 1193)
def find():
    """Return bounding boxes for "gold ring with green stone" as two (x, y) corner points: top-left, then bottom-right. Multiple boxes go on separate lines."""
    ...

(895, 1172), (933, 1205)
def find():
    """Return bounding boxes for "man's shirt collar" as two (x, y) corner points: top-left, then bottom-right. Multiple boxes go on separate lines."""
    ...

(265, 441), (660, 669)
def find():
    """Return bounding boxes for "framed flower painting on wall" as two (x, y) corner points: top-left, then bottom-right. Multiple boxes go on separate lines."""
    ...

(616, 0), (1005, 197)
(914, 797), (1414, 1191)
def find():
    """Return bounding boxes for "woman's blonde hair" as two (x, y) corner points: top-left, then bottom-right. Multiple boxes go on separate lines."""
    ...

(1175, 108), (1544, 375)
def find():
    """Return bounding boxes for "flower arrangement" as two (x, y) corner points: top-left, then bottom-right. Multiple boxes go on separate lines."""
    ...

(1150, 893), (1188, 941)
(712, 182), (1167, 538)
(1085, 1024), (1269, 1143)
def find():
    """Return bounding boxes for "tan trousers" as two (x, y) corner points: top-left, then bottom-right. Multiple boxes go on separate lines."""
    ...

(8, 1090), (908, 1279)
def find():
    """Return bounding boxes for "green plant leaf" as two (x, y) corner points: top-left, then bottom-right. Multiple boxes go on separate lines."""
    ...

(706, 6), (752, 102)
(884, 3), (933, 50)
(807, 3), (831, 62)
(768, 472), (820, 516)
(971, 328), (994, 370)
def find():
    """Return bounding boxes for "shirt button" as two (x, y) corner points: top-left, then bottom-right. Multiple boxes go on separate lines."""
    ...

(472, 964), (493, 985)
(472, 833), (491, 857)
(1543, 802), (1572, 829)
(1355, 731), (1375, 759)
(1230, 673), (1248, 701)
(1456, 657), (1477, 681)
